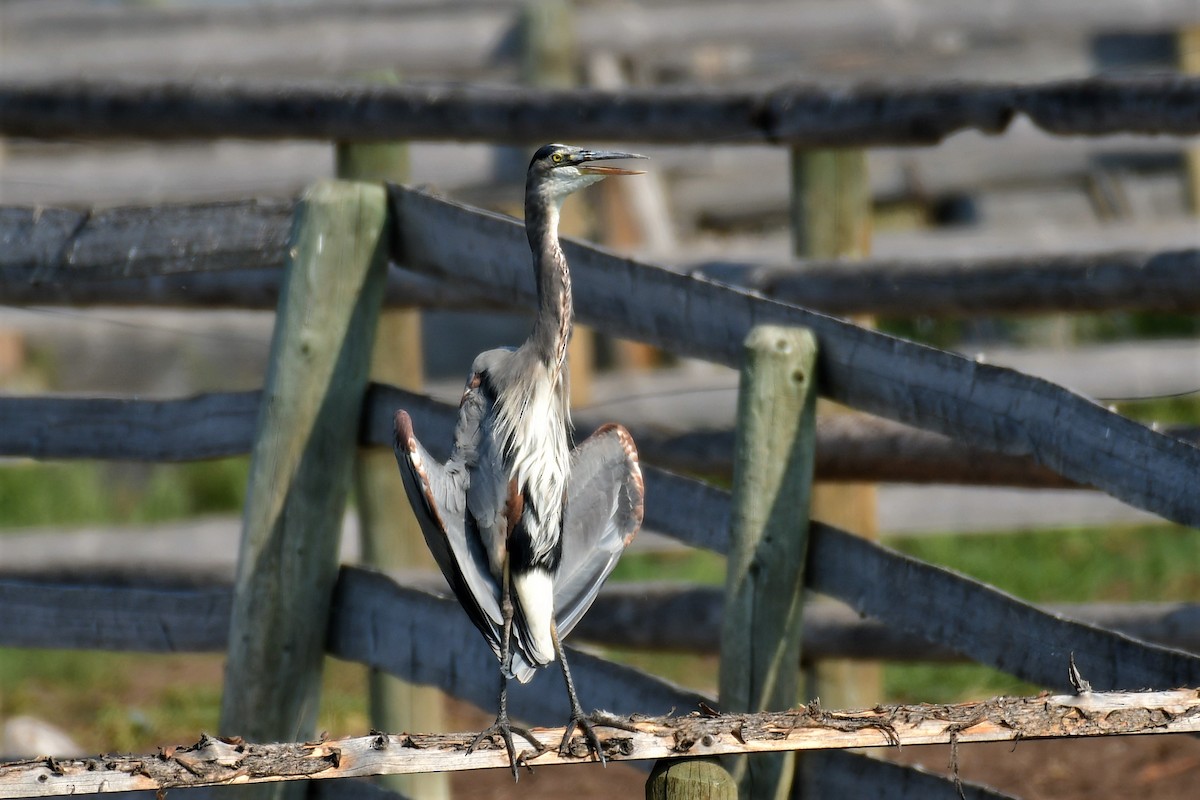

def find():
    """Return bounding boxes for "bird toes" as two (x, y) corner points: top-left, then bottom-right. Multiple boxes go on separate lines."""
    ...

(558, 713), (608, 766)
(468, 717), (546, 781)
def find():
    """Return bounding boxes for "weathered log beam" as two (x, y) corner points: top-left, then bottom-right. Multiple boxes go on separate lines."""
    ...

(4, 77), (1200, 144)
(4, 199), (1198, 315)
(4, 571), (1199, 663)
(5, 386), (1195, 489)
(0, 689), (1197, 798)
(390, 187), (1200, 527)
(692, 249), (1200, 317)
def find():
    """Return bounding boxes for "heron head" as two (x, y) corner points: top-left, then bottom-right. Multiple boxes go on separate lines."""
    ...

(527, 143), (647, 203)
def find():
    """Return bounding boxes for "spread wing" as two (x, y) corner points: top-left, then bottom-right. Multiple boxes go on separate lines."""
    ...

(393, 402), (505, 657)
(554, 423), (644, 638)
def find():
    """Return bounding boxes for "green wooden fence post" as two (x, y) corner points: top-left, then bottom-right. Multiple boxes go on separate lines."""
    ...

(647, 758), (738, 800)
(218, 180), (390, 799)
(719, 325), (819, 800)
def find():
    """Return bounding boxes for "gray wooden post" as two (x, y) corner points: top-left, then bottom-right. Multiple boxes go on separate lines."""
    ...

(1182, 28), (1200, 213)
(647, 758), (738, 800)
(219, 180), (389, 798)
(790, 147), (882, 715)
(719, 325), (819, 800)
(336, 74), (449, 800)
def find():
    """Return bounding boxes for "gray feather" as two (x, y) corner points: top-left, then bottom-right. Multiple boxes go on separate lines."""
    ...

(555, 424), (645, 637)
(394, 407), (507, 657)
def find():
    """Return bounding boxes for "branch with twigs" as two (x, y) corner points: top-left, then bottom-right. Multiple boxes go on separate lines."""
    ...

(1, 689), (1198, 798)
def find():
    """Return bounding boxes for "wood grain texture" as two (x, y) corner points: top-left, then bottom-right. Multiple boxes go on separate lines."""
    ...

(4, 77), (1200, 143)
(390, 186), (1200, 527)
(220, 181), (390, 747)
(720, 327), (818, 799)
(2, 689), (1196, 798)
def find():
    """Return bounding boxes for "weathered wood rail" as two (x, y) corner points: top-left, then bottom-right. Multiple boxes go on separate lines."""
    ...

(1, 688), (1196, 799)
(6, 199), (1198, 315)
(6, 571), (1200, 663)
(4, 77), (1200, 144)
(5, 381), (1200, 490)
(389, 187), (1200, 527)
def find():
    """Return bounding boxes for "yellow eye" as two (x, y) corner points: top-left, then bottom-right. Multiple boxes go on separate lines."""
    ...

(551, 152), (563, 163)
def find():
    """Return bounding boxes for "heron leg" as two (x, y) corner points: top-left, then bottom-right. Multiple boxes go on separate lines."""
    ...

(552, 621), (607, 765)
(467, 571), (545, 780)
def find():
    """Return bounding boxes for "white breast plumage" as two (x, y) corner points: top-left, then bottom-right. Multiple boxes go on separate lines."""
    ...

(492, 363), (569, 560)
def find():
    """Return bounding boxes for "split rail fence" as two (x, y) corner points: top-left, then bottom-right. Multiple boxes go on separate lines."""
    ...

(2, 75), (1200, 799)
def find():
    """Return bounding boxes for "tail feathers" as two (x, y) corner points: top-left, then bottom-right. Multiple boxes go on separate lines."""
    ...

(510, 568), (556, 679)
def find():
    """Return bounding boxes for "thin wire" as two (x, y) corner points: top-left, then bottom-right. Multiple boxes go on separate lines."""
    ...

(0, 305), (273, 350)
(574, 384), (736, 414)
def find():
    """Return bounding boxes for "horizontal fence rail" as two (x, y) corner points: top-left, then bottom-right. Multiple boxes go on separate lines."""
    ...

(692, 250), (1200, 317)
(4, 77), (1200, 144)
(5, 199), (1199, 315)
(8, 383), (1196, 488)
(390, 186), (1200, 527)
(4, 571), (1198, 664)
(0, 200), (490, 310)
(629, 467), (1200, 692)
(8, 499), (1200, 698)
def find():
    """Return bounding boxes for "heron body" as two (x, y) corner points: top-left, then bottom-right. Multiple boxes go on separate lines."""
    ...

(394, 144), (647, 775)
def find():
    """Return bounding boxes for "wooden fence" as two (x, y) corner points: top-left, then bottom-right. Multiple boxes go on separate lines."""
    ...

(3, 75), (1200, 799)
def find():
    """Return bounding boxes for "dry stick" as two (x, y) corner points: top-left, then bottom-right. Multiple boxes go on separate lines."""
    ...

(1, 689), (1197, 798)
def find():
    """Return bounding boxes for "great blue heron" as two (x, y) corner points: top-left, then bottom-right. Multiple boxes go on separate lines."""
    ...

(393, 144), (647, 777)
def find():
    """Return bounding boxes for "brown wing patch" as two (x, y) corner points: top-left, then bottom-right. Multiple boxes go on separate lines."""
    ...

(394, 409), (449, 533)
(593, 423), (644, 546)
(504, 477), (525, 541)
(460, 371), (483, 405)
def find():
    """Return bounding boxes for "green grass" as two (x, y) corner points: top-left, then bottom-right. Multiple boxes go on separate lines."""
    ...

(0, 458), (249, 530)
(886, 523), (1200, 603)
(0, 649), (368, 754)
(881, 523), (1200, 703)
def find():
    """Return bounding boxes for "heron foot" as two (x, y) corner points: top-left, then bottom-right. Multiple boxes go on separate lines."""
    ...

(558, 711), (610, 765)
(468, 715), (546, 781)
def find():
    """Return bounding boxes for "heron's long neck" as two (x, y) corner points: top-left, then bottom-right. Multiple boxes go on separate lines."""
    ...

(525, 187), (573, 376)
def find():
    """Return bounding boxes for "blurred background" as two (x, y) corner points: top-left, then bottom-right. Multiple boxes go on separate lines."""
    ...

(1, 2), (1199, 798)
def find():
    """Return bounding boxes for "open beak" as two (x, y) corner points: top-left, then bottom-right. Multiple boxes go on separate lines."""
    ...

(577, 150), (648, 176)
